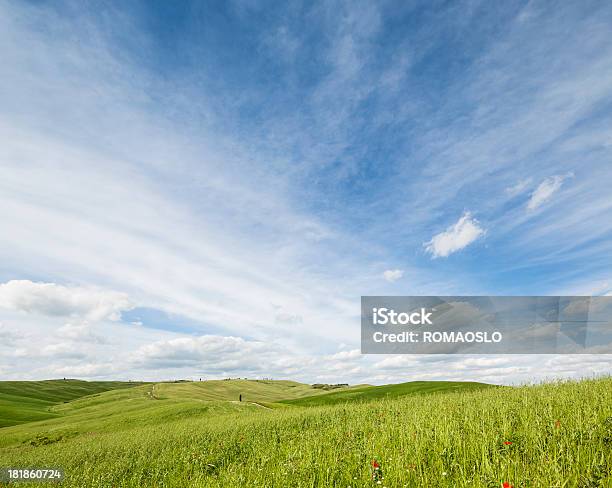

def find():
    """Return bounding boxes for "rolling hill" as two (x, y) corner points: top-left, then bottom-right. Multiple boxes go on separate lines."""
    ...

(0, 378), (489, 445)
(280, 380), (493, 406)
(0, 379), (144, 428)
(0, 378), (489, 430)
(1, 377), (610, 486)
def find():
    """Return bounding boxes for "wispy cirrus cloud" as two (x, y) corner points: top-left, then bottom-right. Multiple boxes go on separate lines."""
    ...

(527, 173), (574, 210)
(505, 178), (532, 197)
(0, 0), (611, 384)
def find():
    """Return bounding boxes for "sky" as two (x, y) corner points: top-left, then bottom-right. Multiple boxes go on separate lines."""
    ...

(1, 0), (611, 385)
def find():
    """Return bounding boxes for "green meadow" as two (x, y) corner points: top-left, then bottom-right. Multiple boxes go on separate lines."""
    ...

(0, 377), (611, 487)
(0, 380), (144, 428)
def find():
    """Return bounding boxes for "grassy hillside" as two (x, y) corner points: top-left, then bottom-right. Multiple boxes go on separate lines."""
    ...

(280, 380), (492, 406)
(0, 379), (484, 448)
(151, 379), (357, 403)
(0, 379), (483, 435)
(0, 380), (143, 428)
(0, 377), (610, 486)
(0, 379), (343, 440)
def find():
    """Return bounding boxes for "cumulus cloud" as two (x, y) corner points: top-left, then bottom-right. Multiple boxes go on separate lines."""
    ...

(0, 280), (133, 322)
(424, 212), (485, 258)
(328, 349), (361, 361)
(41, 342), (88, 360)
(128, 335), (368, 381)
(131, 335), (277, 370)
(383, 269), (403, 282)
(49, 362), (118, 378)
(57, 322), (108, 344)
(527, 173), (574, 210)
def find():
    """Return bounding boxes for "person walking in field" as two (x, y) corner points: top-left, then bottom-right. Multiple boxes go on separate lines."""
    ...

(239, 394), (242, 402)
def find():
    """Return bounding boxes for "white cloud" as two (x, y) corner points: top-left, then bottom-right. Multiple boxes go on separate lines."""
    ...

(0, 2), (611, 385)
(0, 0), (362, 352)
(41, 342), (88, 360)
(505, 178), (532, 196)
(56, 322), (108, 344)
(424, 212), (485, 258)
(455, 357), (514, 369)
(527, 173), (574, 210)
(372, 355), (418, 370)
(2, 309), (611, 384)
(0, 323), (20, 346)
(0, 280), (133, 322)
(129, 335), (367, 381)
(131, 335), (277, 370)
(383, 269), (403, 282)
(48, 362), (118, 379)
(272, 304), (303, 325)
(369, 354), (612, 385)
(328, 349), (361, 361)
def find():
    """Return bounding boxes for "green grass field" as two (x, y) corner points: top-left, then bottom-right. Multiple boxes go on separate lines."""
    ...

(0, 380), (144, 428)
(0, 377), (610, 487)
(280, 380), (491, 406)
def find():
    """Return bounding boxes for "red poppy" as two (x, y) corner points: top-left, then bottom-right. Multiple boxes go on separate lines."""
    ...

(504, 441), (512, 445)
(371, 460), (380, 469)
(502, 482), (513, 488)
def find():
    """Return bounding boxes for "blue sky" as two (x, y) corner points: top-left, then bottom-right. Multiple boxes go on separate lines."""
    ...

(0, 0), (611, 383)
